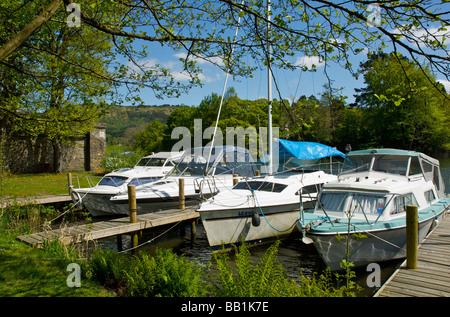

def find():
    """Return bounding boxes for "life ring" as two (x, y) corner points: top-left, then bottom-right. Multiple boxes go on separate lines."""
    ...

(70, 190), (82, 206)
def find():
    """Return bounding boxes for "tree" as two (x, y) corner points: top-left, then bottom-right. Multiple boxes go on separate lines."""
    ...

(2, 1), (449, 107)
(134, 120), (167, 154)
(0, 1), (113, 172)
(354, 52), (450, 153)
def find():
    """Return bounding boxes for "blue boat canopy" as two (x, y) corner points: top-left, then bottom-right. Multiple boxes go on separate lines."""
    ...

(277, 139), (345, 161)
(259, 139), (345, 170)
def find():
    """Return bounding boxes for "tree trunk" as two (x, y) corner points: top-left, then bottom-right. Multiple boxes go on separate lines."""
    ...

(0, 0), (62, 62)
(52, 139), (63, 173)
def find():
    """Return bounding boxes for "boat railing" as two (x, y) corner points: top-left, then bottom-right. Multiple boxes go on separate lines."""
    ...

(194, 176), (219, 199)
(72, 174), (103, 189)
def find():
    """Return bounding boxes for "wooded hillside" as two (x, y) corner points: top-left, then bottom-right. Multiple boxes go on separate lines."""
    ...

(100, 105), (178, 146)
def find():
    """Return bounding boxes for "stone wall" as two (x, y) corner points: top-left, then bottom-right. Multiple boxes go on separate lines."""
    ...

(2, 123), (106, 174)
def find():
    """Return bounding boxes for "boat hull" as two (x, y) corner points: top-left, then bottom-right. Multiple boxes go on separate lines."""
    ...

(200, 201), (315, 250)
(80, 192), (124, 217)
(303, 204), (448, 271)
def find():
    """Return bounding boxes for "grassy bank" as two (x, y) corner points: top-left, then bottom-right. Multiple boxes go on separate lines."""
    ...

(1, 172), (97, 199)
(0, 204), (112, 296)
(0, 203), (358, 297)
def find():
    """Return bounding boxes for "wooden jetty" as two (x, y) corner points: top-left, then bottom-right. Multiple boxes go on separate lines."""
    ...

(375, 212), (450, 297)
(17, 206), (199, 247)
(1, 194), (71, 209)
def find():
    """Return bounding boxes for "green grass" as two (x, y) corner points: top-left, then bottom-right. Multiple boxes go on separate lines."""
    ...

(1, 171), (98, 199)
(0, 223), (112, 297)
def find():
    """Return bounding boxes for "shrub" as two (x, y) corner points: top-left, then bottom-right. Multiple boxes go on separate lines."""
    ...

(125, 248), (207, 297)
(210, 241), (302, 297)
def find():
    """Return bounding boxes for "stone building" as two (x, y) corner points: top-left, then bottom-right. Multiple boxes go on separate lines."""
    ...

(2, 123), (106, 174)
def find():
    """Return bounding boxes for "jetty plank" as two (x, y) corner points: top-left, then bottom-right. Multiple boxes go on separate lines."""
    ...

(375, 212), (450, 297)
(17, 207), (199, 247)
(1, 194), (71, 208)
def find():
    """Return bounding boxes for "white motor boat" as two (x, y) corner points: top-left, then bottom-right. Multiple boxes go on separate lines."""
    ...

(198, 139), (345, 250)
(72, 151), (184, 216)
(109, 146), (257, 215)
(298, 148), (450, 271)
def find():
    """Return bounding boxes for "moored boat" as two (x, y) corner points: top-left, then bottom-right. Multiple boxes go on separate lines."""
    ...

(109, 146), (257, 215)
(298, 148), (450, 271)
(198, 139), (345, 250)
(72, 151), (183, 216)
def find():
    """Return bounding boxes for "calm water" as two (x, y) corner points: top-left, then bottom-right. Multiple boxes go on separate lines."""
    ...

(98, 159), (450, 297)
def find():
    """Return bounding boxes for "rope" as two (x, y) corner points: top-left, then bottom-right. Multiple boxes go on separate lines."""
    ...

(250, 189), (299, 233)
(118, 220), (183, 254)
(350, 223), (405, 251)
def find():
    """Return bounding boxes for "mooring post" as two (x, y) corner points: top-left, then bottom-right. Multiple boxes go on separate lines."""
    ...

(128, 185), (138, 253)
(179, 178), (185, 210)
(67, 172), (73, 195)
(233, 174), (239, 186)
(191, 219), (197, 244)
(406, 205), (418, 269)
(117, 234), (123, 252)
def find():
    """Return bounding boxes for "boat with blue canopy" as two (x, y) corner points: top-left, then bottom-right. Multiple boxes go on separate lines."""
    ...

(198, 139), (345, 250)
(297, 148), (450, 271)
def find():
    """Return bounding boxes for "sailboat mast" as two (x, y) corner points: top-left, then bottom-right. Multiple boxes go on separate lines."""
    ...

(267, 0), (273, 176)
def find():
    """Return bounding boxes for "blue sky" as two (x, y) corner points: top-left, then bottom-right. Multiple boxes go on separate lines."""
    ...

(122, 42), (368, 107)
(121, 5), (450, 108)
(124, 39), (450, 107)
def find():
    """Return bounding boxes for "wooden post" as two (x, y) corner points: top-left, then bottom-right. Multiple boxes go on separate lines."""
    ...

(179, 178), (185, 210)
(117, 234), (123, 252)
(191, 220), (197, 244)
(67, 172), (73, 195)
(128, 185), (138, 252)
(233, 174), (239, 186)
(406, 205), (418, 269)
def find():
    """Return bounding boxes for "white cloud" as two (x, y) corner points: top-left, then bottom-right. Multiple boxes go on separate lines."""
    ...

(437, 79), (450, 92)
(294, 56), (325, 70)
(174, 52), (224, 66)
(391, 25), (450, 47)
(126, 54), (222, 83)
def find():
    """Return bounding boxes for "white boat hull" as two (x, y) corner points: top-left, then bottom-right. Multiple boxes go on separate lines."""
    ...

(200, 201), (315, 250)
(307, 212), (443, 271)
(80, 192), (124, 217)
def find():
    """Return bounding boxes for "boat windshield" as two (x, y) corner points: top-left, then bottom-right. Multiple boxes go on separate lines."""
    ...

(318, 192), (386, 215)
(372, 155), (409, 176)
(98, 176), (128, 187)
(233, 181), (288, 193)
(128, 177), (162, 186)
(341, 154), (409, 176)
(136, 157), (168, 167)
(341, 156), (372, 174)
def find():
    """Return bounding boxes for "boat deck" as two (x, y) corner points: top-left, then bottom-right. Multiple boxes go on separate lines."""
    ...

(17, 207), (199, 247)
(375, 211), (450, 297)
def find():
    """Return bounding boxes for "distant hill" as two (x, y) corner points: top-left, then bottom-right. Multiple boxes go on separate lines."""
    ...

(99, 105), (180, 145)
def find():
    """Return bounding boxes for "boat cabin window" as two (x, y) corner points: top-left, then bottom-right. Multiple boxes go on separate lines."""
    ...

(318, 193), (348, 212)
(318, 192), (386, 215)
(348, 194), (386, 215)
(424, 190), (436, 204)
(341, 156), (372, 174)
(296, 183), (324, 195)
(128, 177), (162, 187)
(233, 181), (288, 193)
(391, 193), (418, 215)
(136, 157), (169, 167)
(98, 176), (128, 187)
(372, 156), (408, 176)
(409, 158), (422, 176)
